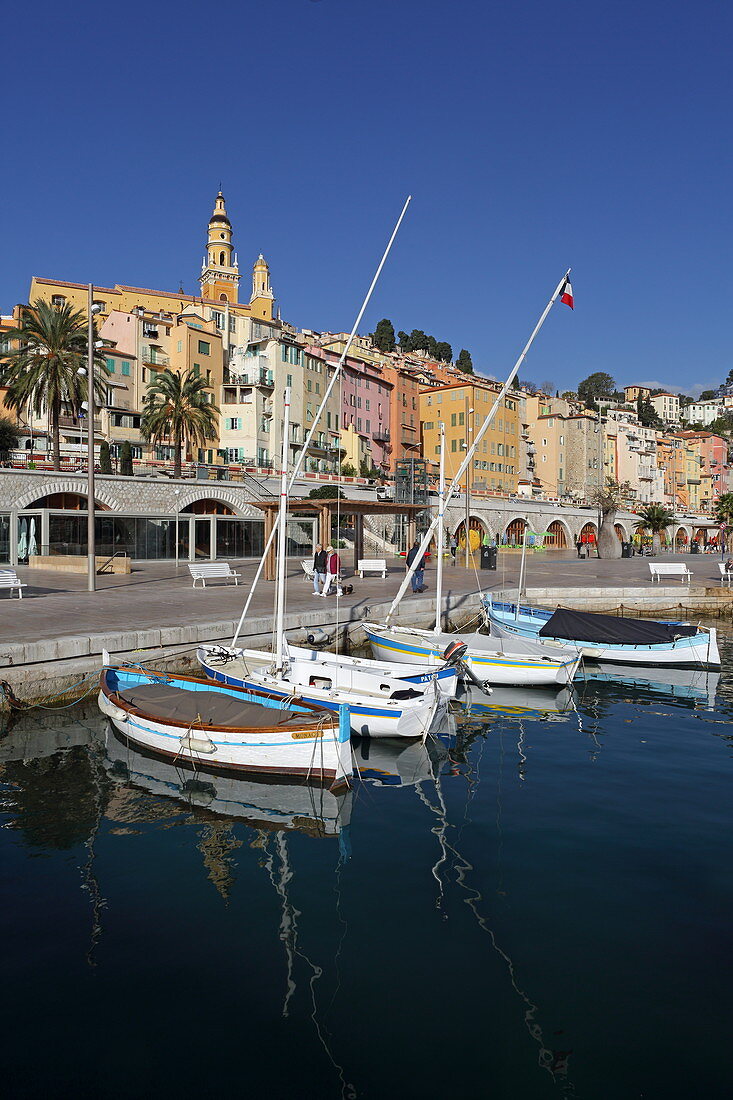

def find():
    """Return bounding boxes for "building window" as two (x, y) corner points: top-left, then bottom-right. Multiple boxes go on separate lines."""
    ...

(198, 340), (210, 356)
(226, 417), (240, 430)
(287, 374), (293, 388)
(51, 295), (66, 307)
(121, 361), (131, 376)
(106, 358), (115, 373)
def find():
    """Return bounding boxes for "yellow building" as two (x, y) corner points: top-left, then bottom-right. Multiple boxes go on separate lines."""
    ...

(420, 380), (521, 492)
(99, 306), (224, 465)
(624, 385), (651, 404)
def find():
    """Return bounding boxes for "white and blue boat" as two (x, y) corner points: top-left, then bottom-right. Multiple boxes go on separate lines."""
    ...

(483, 598), (720, 669)
(363, 622), (581, 688)
(197, 644), (445, 740)
(98, 665), (352, 789)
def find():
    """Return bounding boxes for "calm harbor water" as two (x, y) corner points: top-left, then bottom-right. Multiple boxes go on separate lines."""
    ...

(2, 659), (732, 1099)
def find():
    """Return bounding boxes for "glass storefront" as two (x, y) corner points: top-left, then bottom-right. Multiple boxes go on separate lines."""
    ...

(36, 513), (265, 561)
(215, 518), (265, 560)
(0, 514), (10, 563)
(16, 514), (41, 563)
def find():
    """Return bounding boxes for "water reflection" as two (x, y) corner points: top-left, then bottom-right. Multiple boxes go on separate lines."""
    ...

(104, 726), (352, 843)
(3, 664), (733, 1098)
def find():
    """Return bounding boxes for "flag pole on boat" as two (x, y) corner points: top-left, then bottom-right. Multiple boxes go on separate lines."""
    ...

(231, 195), (412, 647)
(433, 421), (446, 634)
(385, 269), (572, 626)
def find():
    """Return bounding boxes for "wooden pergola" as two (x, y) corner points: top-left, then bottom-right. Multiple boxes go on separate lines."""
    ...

(251, 498), (427, 580)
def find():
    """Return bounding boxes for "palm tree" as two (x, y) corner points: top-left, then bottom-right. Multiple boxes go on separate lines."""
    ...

(633, 503), (674, 554)
(141, 368), (220, 477)
(713, 492), (733, 552)
(0, 300), (108, 470)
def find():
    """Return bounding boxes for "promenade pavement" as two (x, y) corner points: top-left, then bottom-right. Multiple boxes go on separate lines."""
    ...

(0, 549), (727, 646)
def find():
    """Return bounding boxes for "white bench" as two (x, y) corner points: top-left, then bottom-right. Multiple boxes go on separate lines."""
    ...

(0, 570), (27, 598)
(718, 562), (732, 587)
(648, 562), (692, 584)
(188, 563), (241, 588)
(301, 559), (315, 581)
(357, 558), (387, 579)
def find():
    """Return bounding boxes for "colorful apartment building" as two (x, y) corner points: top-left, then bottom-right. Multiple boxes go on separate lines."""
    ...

(420, 380), (521, 493)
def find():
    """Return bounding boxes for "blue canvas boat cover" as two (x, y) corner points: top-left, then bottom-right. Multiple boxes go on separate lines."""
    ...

(537, 607), (699, 645)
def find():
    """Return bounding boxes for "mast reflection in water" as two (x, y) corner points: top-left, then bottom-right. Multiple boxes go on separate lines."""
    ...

(2, 661), (733, 1099)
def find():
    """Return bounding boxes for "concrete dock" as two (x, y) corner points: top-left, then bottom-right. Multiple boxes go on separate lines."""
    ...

(1, 550), (730, 702)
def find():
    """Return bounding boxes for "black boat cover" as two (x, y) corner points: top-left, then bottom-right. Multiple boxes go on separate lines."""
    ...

(537, 607), (699, 646)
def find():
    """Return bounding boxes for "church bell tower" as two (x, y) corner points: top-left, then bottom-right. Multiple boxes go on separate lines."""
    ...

(199, 191), (240, 303)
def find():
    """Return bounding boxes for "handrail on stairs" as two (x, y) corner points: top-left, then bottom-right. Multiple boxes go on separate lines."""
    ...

(96, 550), (129, 575)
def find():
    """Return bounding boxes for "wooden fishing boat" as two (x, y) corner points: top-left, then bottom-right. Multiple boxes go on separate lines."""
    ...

(483, 599), (720, 669)
(196, 645), (444, 740)
(198, 643), (459, 701)
(98, 666), (352, 789)
(363, 622), (582, 688)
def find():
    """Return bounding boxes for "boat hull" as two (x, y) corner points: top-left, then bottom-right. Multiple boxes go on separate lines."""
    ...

(485, 600), (721, 669)
(362, 624), (580, 687)
(98, 668), (352, 788)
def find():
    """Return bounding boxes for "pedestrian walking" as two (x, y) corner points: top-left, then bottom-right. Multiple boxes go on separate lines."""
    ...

(450, 535), (458, 564)
(312, 543), (327, 595)
(321, 545), (341, 596)
(406, 539), (426, 593)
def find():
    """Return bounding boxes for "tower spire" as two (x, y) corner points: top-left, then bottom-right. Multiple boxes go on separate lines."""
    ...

(199, 190), (240, 304)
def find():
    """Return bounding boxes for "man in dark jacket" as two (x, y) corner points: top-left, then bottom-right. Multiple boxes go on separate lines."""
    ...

(406, 539), (426, 593)
(312, 543), (327, 594)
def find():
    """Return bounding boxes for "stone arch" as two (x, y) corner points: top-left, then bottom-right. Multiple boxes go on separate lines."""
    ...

(545, 518), (571, 548)
(674, 523), (691, 548)
(174, 489), (259, 518)
(502, 516), (530, 546)
(15, 481), (122, 511)
(579, 520), (598, 545)
(455, 514), (488, 553)
(613, 521), (629, 541)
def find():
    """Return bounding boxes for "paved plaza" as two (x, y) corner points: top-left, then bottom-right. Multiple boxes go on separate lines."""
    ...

(1, 549), (728, 646)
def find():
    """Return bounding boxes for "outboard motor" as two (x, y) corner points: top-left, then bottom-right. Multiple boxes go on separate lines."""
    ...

(306, 626), (333, 646)
(442, 641), (492, 694)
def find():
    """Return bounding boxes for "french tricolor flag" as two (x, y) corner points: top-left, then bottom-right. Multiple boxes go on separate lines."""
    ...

(560, 278), (574, 309)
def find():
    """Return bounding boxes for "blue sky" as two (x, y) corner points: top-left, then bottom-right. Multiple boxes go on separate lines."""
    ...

(2, 0), (731, 396)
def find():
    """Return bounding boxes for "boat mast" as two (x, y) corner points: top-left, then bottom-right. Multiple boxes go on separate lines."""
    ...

(231, 196), (412, 647)
(515, 521), (528, 620)
(385, 269), (571, 626)
(433, 421), (446, 634)
(274, 387), (292, 674)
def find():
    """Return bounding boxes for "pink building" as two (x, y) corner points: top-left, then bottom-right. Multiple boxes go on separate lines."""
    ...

(318, 348), (393, 473)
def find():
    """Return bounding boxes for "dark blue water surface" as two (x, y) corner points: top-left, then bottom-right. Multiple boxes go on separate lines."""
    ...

(2, 662), (732, 1100)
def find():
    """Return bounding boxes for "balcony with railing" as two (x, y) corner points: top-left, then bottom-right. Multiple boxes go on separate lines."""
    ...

(223, 366), (273, 388)
(141, 346), (170, 366)
(373, 427), (391, 443)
